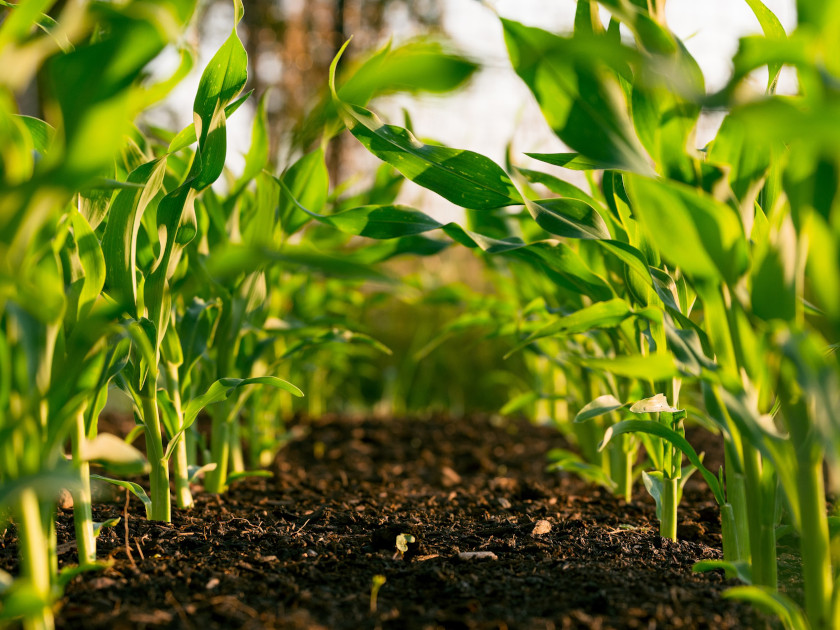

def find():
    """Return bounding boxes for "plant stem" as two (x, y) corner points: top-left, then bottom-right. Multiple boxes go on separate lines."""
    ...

(205, 405), (232, 494)
(720, 503), (742, 564)
(797, 449), (832, 629)
(70, 407), (96, 566)
(724, 443), (750, 561)
(141, 386), (170, 522)
(742, 444), (776, 588)
(165, 363), (193, 510)
(16, 487), (54, 630)
(660, 476), (678, 540)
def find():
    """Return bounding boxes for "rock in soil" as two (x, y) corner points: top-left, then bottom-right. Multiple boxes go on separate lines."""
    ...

(0, 413), (780, 629)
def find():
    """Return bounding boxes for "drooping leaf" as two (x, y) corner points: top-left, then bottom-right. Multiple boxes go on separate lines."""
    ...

(331, 41), (522, 211)
(600, 419), (725, 505)
(524, 196), (611, 240)
(574, 395), (627, 423)
(502, 18), (652, 174)
(90, 475), (151, 519)
(525, 152), (611, 171)
(505, 298), (634, 357)
(546, 448), (618, 490)
(723, 587), (808, 630)
(82, 434), (149, 475)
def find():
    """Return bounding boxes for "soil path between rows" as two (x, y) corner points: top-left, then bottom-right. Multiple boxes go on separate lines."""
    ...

(2, 414), (778, 629)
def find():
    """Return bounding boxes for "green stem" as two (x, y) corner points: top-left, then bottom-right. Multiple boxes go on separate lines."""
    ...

(742, 444), (776, 588)
(70, 407), (96, 566)
(141, 387), (170, 522)
(720, 503), (742, 564)
(607, 439), (632, 502)
(724, 443), (750, 561)
(797, 451), (832, 629)
(16, 488), (54, 630)
(205, 406), (231, 494)
(230, 416), (244, 474)
(165, 363), (193, 510)
(660, 476), (678, 540)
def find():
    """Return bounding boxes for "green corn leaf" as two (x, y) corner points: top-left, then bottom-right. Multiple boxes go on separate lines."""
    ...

(45, 14), (169, 179)
(751, 240), (797, 322)
(583, 354), (678, 382)
(101, 159), (168, 314)
(723, 587), (808, 630)
(92, 518), (121, 538)
(15, 114), (54, 154)
(624, 175), (749, 284)
(693, 559), (753, 584)
(234, 90), (270, 193)
(502, 18), (652, 175)
(300, 38), (478, 146)
(81, 433), (149, 476)
(331, 41), (522, 211)
(143, 184), (198, 346)
(524, 196), (611, 240)
(338, 39), (478, 104)
(345, 234), (451, 264)
(165, 376), (304, 461)
(277, 147), (330, 236)
(134, 46), (195, 111)
(168, 89), (253, 153)
(706, 114), (772, 205)
(187, 463), (218, 484)
(0, 582), (49, 622)
(178, 298), (219, 383)
(0, 0), (55, 48)
(546, 448), (618, 490)
(600, 419), (725, 506)
(505, 298), (634, 358)
(281, 328), (392, 359)
(642, 470), (666, 520)
(90, 475), (152, 519)
(574, 394), (627, 423)
(500, 391), (540, 416)
(70, 210), (105, 321)
(514, 167), (601, 207)
(525, 152), (613, 171)
(280, 187), (444, 239)
(0, 467), (80, 509)
(743, 0), (787, 91)
(190, 0), (247, 190)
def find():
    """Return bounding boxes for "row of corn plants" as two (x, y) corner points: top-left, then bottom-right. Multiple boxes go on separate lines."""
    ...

(3, 0), (840, 628)
(0, 0), (485, 627)
(265, 1), (838, 628)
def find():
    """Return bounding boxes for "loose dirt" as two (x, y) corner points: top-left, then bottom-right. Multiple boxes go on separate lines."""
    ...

(1, 414), (780, 629)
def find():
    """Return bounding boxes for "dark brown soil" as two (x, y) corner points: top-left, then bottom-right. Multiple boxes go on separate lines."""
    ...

(1, 414), (777, 629)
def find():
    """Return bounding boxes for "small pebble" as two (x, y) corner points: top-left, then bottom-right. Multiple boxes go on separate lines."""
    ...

(531, 520), (552, 536)
(206, 578), (220, 590)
